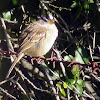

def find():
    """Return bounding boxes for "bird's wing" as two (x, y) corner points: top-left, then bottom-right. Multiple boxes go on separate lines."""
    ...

(18, 23), (47, 53)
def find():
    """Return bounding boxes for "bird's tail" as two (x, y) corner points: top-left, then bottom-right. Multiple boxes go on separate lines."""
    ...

(6, 53), (24, 78)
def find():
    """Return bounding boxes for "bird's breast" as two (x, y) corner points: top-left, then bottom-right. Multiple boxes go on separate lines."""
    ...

(25, 27), (58, 57)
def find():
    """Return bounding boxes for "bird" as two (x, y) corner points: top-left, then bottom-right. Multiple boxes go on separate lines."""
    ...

(6, 17), (58, 78)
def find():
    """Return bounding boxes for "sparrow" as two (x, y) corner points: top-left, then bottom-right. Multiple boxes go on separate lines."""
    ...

(6, 18), (58, 78)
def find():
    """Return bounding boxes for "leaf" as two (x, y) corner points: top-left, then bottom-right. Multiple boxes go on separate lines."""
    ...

(63, 82), (68, 89)
(56, 83), (66, 97)
(73, 1), (82, 21)
(84, 2), (89, 10)
(63, 81), (73, 90)
(89, 0), (94, 3)
(75, 47), (89, 64)
(75, 83), (83, 94)
(72, 66), (79, 79)
(64, 55), (74, 62)
(0, 95), (3, 99)
(68, 79), (76, 85)
(30, 17), (36, 23)
(77, 79), (84, 86)
(59, 7), (62, 11)
(70, 1), (77, 8)
(3, 11), (11, 20)
(12, 0), (18, 5)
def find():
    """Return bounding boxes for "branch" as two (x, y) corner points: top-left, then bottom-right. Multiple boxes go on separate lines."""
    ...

(0, 87), (17, 100)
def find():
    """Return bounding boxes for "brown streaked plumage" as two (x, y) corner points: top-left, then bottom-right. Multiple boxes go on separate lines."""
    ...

(6, 18), (58, 78)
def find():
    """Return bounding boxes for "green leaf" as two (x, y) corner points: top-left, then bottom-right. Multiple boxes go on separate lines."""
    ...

(72, 66), (79, 79)
(3, 11), (11, 20)
(56, 83), (66, 97)
(59, 7), (62, 11)
(60, 87), (66, 97)
(12, 0), (18, 5)
(70, 1), (77, 8)
(84, 2), (89, 10)
(75, 83), (83, 94)
(77, 79), (84, 86)
(68, 79), (76, 85)
(64, 55), (74, 62)
(74, 1), (82, 21)
(56, 83), (61, 88)
(64, 81), (73, 90)
(0, 95), (3, 99)
(63, 82), (68, 89)
(30, 17), (36, 23)
(89, 0), (94, 3)
(75, 47), (89, 64)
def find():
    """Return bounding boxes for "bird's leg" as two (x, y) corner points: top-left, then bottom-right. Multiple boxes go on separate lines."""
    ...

(30, 56), (45, 65)
(46, 51), (59, 61)
(36, 56), (45, 64)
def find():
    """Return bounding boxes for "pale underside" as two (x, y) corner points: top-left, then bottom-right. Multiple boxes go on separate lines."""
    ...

(19, 20), (58, 57)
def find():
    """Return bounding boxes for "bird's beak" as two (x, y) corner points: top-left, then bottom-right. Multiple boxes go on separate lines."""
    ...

(49, 20), (54, 24)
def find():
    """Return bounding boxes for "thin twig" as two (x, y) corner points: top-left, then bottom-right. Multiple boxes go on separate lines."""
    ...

(15, 67), (51, 94)
(93, 32), (96, 49)
(3, 18), (18, 24)
(40, 62), (60, 100)
(53, 49), (68, 80)
(49, 4), (71, 11)
(0, 87), (17, 100)
(0, 15), (15, 63)
(11, 79), (27, 95)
